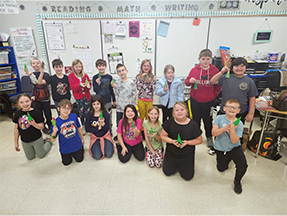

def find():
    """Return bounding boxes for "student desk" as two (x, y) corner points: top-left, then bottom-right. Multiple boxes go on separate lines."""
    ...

(254, 99), (287, 158)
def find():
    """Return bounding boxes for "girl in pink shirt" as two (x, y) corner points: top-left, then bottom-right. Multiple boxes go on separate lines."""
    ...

(116, 104), (144, 163)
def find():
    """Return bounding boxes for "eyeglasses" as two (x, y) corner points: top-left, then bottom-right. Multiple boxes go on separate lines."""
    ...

(61, 107), (71, 110)
(225, 106), (239, 110)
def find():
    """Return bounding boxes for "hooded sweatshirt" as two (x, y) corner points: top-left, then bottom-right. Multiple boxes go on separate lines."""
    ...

(185, 64), (221, 103)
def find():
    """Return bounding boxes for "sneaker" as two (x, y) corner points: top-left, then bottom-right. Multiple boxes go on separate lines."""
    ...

(42, 127), (51, 135)
(208, 147), (216, 155)
(82, 127), (86, 136)
(207, 137), (213, 148)
(234, 180), (242, 194)
(113, 135), (118, 141)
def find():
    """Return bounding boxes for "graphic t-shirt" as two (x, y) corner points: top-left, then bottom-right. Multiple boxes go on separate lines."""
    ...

(46, 74), (71, 102)
(54, 113), (82, 154)
(13, 109), (43, 142)
(116, 118), (142, 146)
(143, 120), (163, 150)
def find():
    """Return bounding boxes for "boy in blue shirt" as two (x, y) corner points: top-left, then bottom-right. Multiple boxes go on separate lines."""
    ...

(50, 99), (84, 166)
(212, 98), (248, 194)
(93, 59), (116, 133)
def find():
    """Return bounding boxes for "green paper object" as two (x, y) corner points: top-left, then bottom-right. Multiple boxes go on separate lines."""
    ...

(194, 82), (198, 89)
(131, 119), (135, 128)
(27, 112), (33, 121)
(111, 79), (115, 84)
(233, 117), (241, 126)
(164, 81), (168, 88)
(225, 71), (230, 78)
(24, 64), (28, 72)
(99, 111), (103, 118)
(51, 117), (56, 127)
(41, 61), (45, 69)
(85, 78), (89, 84)
(98, 72), (101, 78)
(150, 127), (154, 135)
(145, 74), (148, 79)
(177, 134), (182, 144)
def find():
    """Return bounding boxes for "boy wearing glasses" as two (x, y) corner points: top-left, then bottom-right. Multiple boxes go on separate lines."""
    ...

(212, 98), (247, 194)
(50, 99), (85, 166)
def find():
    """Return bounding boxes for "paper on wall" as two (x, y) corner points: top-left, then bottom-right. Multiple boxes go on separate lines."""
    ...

(72, 46), (93, 75)
(115, 21), (126, 37)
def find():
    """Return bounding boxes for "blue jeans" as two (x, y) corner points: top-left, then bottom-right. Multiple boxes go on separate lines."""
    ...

(54, 101), (60, 116)
(91, 139), (114, 160)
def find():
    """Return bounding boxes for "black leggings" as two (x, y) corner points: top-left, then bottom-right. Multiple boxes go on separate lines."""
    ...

(163, 149), (195, 181)
(215, 146), (248, 183)
(61, 146), (84, 166)
(117, 142), (145, 163)
(162, 106), (173, 123)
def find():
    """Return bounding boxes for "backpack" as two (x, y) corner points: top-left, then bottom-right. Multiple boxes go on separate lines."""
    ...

(247, 130), (282, 161)
(32, 84), (50, 101)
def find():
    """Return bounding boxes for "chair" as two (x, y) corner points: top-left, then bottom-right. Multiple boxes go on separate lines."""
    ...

(9, 75), (33, 104)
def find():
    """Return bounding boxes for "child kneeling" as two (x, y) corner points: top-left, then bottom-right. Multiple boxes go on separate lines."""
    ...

(212, 98), (248, 194)
(50, 99), (85, 166)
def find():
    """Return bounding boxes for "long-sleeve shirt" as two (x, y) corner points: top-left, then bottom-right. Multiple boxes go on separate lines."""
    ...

(114, 79), (137, 112)
(93, 73), (116, 104)
(68, 73), (91, 101)
(85, 112), (110, 137)
(136, 74), (156, 100)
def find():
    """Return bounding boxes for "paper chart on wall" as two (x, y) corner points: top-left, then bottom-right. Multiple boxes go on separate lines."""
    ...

(107, 52), (124, 74)
(102, 22), (114, 35)
(72, 46), (93, 75)
(142, 21), (152, 36)
(142, 38), (152, 53)
(10, 27), (37, 57)
(45, 23), (66, 51)
(115, 21), (126, 37)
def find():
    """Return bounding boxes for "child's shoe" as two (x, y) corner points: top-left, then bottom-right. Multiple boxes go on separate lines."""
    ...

(208, 147), (216, 155)
(207, 137), (213, 148)
(234, 180), (242, 194)
(42, 127), (51, 135)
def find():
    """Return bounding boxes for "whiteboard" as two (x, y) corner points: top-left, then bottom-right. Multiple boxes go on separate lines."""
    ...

(101, 19), (155, 79)
(42, 19), (102, 78)
(208, 16), (287, 58)
(156, 18), (210, 78)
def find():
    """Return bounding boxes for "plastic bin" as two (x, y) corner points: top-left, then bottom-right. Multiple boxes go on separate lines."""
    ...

(0, 80), (17, 90)
(0, 66), (12, 80)
(0, 51), (9, 64)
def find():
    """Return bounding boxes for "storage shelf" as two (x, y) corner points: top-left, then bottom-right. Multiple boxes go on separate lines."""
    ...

(0, 77), (18, 83)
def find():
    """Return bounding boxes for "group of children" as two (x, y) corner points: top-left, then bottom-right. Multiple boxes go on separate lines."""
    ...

(13, 48), (258, 194)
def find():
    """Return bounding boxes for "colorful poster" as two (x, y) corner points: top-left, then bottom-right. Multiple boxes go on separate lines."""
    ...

(129, 21), (140, 37)
(142, 38), (152, 53)
(157, 20), (170, 37)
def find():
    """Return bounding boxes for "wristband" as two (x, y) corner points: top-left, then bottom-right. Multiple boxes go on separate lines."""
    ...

(51, 134), (57, 139)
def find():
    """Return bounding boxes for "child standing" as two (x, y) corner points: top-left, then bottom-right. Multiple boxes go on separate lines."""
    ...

(38, 59), (71, 115)
(116, 104), (145, 163)
(25, 58), (52, 134)
(156, 64), (184, 123)
(143, 106), (163, 168)
(136, 59), (156, 128)
(184, 49), (221, 150)
(13, 93), (52, 160)
(111, 63), (137, 140)
(50, 99), (84, 166)
(93, 59), (116, 132)
(68, 59), (91, 135)
(160, 101), (202, 181)
(212, 98), (247, 194)
(210, 57), (258, 124)
(85, 95), (114, 160)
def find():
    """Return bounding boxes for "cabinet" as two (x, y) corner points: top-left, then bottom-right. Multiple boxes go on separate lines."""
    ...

(0, 47), (21, 96)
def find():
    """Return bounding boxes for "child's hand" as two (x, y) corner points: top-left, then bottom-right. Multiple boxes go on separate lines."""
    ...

(223, 123), (231, 132)
(15, 143), (20, 151)
(81, 138), (85, 146)
(163, 86), (168, 92)
(28, 119), (36, 127)
(151, 149), (157, 156)
(25, 70), (32, 76)
(189, 77), (196, 84)
(121, 146), (128, 156)
(52, 125), (58, 134)
(181, 140), (188, 148)
(221, 66), (230, 74)
(86, 83), (90, 89)
(99, 117), (105, 125)
(96, 78), (101, 85)
(230, 122), (238, 131)
(111, 83), (116, 88)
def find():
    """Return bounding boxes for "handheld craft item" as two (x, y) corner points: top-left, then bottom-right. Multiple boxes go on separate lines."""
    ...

(233, 117), (241, 126)
(131, 119), (135, 128)
(194, 82), (198, 89)
(85, 78), (89, 84)
(164, 81), (168, 88)
(177, 134), (183, 148)
(27, 112), (33, 121)
(150, 127), (154, 135)
(99, 111), (103, 119)
(111, 79), (115, 84)
(51, 117), (56, 127)
(41, 61), (45, 69)
(225, 70), (230, 78)
(145, 74), (148, 79)
(24, 64), (28, 72)
(98, 72), (101, 78)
